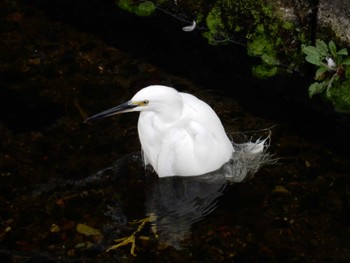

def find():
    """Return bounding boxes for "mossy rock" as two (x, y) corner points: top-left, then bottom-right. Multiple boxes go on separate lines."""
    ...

(115, 0), (310, 78)
(202, 5), (228, 45)
(117, 0), (156, 17)
(200, 1), (303, 77)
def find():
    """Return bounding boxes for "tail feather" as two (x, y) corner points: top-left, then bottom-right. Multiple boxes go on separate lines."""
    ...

(222, 135), (275, 183)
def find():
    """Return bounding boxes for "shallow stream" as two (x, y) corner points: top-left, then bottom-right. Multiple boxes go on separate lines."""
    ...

(1, 1), (350, 262)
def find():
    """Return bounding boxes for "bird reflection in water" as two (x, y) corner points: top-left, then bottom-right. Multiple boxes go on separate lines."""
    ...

(95, 155), (228, 254)
(101, 152), (267, 254)
(144, 172), (227, 250)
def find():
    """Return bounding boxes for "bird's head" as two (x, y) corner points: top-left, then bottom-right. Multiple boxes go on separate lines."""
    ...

(85, 85), (183, 123)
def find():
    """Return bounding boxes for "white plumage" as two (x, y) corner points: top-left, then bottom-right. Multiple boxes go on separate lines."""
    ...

(134, 86), (233, 177)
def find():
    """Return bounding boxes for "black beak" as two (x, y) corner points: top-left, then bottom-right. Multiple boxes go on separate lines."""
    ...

(85, 101), (137, 123)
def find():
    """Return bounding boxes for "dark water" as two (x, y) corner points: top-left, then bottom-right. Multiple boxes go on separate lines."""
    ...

(1, 1), (350, 262)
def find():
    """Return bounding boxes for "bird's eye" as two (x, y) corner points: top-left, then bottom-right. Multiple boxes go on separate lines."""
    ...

(143, 100), (149, 105)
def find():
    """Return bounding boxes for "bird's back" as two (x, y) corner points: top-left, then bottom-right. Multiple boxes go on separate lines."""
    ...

(141, 92), (234, 177)
(180, 93), (226, 134)
(182, 92), (233, 162)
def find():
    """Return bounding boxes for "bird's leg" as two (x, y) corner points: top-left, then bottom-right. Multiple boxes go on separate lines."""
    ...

(106, 235), (137, 256)
(106, 213), (157, 256)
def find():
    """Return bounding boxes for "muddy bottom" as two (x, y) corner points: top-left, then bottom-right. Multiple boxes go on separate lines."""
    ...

(1, 1), (350, 262)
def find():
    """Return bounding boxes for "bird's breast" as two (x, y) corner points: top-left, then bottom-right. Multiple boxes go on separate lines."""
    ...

(137, 112), (167, 168)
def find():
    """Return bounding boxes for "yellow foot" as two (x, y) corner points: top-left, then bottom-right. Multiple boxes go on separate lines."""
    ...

(106, 234), (137, 256)
(106, 214), (157, 256)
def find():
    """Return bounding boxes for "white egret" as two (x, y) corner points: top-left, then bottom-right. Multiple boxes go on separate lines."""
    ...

(86, 85), (235, 177)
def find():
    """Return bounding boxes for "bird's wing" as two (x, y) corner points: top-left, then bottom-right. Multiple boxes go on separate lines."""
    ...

(186, 120), (217, 158)
(157, 120), (218, 177)
(157, 127), (194, 177)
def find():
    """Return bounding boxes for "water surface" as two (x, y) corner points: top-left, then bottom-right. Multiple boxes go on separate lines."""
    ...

(1, 1), (350, 262)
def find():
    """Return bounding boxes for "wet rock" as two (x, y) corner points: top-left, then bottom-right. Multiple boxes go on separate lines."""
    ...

(317, 0), (350, 43)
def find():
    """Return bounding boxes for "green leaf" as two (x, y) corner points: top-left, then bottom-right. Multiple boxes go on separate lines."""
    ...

(305, 54), (322, 66)
(302, 45), (320, 57)
(337, 48), (348, 56)
(329, 80), (350, 112)
(341, 57), (350, 65)
(328, 40), (337, 56)
(326, 87), (332, 99)
(326, 74), (339, 89)
(316, 39), (328, 57)
(308, 82), (322, 98)
(335, 56), (342, 66)
(315, 66), (328, 80)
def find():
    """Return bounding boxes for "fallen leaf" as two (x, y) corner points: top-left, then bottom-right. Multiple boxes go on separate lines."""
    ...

(76, 223), (101, 236)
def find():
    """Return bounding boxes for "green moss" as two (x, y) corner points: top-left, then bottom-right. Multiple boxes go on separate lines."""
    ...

(118, 0), (134, 13)
(261, 53), (279, 65)
(203, 0), (296, 76)
(282, 21), (295, 30)
(247, 26), (270, 55)
(204, 0), (305, 76)
(196, 13), (205, 25)
(203, 5), (227, 45)
(135, 1), (156, 16)
(116, 0), (308, 77)
(247, 24), (279, 77)
(234, 25), (242, 32)
(252, 64), (278, 78)
(117, 0), (156, 17)
(261, 4), (274, 18)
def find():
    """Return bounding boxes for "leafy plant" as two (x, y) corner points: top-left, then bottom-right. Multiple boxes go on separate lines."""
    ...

(302, 39), (350, 98)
